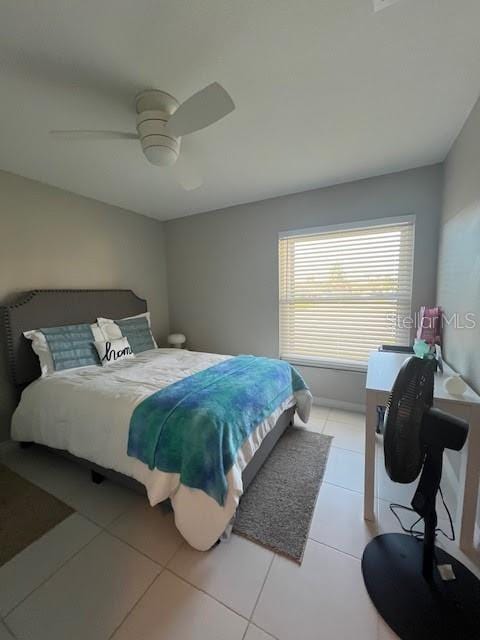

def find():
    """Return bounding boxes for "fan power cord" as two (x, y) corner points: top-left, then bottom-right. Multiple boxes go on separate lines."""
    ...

(389, 502), (424, 539)
(438, 485), (456, 542)
(389, 485), (456, 542)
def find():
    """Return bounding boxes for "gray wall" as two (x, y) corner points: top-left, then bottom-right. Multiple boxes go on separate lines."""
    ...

(165, 164), (443, 405)
(437, 95), (480, 395)
(437, 96), (480, 484)
(0, 170), (169, 442)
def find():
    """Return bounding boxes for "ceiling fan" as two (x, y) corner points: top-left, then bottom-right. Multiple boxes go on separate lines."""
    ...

(50, 82), (235, 191)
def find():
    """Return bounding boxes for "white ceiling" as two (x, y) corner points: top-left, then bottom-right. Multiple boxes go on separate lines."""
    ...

(1, 0), (479, 221)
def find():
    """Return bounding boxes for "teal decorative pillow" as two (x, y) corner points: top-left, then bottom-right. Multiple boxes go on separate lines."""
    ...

(41, 324), (100, 372)
(116, 316), (156, 354)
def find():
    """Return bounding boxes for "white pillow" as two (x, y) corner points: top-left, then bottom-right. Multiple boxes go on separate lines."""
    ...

(94, 337), (135, 366)
(97, 312), (158, 347)
(23, 323), (104, 377)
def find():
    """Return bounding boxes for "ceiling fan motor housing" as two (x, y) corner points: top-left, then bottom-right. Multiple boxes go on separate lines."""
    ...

(135, 90), (181, 166)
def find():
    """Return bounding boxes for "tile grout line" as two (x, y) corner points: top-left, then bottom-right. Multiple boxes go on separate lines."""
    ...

(248, 621), (281, 640)
(104, 526), (177, 568)
(247, 552), (277, 634)
(323, 479), (364, 495)
(323, 479), (363, 495)
(325, 419), (366, 428)
(3, 528), (104, 620)
(2, 617), (19, 640)
(73, 506), (127, 531)
(1, 611), (18, 640)
(324, 477), (423, 504)
(163, 539), (188, 567)
(101, 499), (142, 532)
(165, 540), (187, 569)
(106, 568), (163, 640)
(164, 566), (253, 622)
(329, 443), (365, 454)
(307, 536), (363, 562)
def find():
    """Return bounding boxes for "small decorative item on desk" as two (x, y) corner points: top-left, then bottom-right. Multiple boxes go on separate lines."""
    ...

(413, 338), (434, 359)
(413, 338), (442, 371)
(444, 374), (468, 396)
(415, 305), (443, 370)
(168, 333), (186, 349)
(416, 306), (442, 346)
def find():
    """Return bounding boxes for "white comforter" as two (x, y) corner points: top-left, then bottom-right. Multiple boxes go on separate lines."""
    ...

(11, 349), (311, 550)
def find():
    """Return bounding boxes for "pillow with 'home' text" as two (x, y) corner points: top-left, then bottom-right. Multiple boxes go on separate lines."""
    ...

(94, 337), (135, 366)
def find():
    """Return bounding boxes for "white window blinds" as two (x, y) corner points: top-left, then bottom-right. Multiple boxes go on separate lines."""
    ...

(279, 218), (415, 368)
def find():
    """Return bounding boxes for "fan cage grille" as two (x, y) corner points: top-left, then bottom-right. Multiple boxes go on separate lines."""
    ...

(383, 357), (434, 483)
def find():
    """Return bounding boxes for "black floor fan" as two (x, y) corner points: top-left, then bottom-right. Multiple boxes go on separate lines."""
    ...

(362, 356), (480, 640)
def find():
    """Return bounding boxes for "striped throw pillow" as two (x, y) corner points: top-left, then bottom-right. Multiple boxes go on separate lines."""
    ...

(41, 324), (100, 372)
(115, 316), (156, 354)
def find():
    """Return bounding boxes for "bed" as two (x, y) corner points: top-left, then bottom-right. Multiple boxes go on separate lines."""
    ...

(3, 289), (311, 550)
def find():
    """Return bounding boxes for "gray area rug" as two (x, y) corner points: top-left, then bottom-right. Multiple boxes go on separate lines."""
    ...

(0, 463), (73, 566)
(233, 427), (333, 564)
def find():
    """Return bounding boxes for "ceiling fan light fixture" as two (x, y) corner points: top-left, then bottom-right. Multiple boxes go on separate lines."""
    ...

(143, 143), (179, 167)
(141, 135), (180, 167)
(135, 109), (180, 166)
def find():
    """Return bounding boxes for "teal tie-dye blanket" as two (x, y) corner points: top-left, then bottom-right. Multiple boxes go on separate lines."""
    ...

(127, 355), (309, 506)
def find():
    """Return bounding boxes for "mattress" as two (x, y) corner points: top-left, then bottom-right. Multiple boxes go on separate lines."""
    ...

(11, 348), (311, 549)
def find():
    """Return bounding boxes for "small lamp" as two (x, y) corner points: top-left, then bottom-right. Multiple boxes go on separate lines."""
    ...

(168, 333), (186, 349)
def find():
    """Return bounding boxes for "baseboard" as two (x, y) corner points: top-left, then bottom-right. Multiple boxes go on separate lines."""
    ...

(312, 395), (365, 414)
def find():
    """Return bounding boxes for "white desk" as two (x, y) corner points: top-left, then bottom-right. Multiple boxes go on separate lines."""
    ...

(364, 350), (480, 551)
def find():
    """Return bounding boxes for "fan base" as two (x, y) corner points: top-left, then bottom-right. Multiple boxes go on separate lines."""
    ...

(362, 533), (480, 640)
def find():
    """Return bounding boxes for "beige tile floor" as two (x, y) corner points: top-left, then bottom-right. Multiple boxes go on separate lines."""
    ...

(0, 405), (478, 640)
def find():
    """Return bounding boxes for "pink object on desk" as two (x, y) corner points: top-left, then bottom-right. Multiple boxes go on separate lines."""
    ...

(416, 306), (442, 345)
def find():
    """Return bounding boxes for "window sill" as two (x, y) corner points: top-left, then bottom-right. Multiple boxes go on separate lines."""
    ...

(281, 356), (367, 373)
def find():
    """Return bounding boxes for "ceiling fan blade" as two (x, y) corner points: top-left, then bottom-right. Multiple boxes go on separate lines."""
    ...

(172, 156), (203, 191)
(50, 130), (138, 140)
(165, 82), (235, 137)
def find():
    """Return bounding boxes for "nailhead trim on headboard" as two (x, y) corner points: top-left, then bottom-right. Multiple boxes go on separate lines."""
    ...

(2, 301), (15, 383)
(2, 289), (147, 388)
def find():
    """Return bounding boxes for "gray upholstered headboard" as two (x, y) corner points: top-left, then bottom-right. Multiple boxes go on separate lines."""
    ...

(2, 289), (147, 388)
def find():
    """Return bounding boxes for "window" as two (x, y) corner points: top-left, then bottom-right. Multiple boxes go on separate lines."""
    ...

(279, 217), (415, 369)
